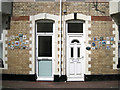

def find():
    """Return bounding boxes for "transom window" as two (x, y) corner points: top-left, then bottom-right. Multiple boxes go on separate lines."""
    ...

(36, 20), (53, 33)
(67, 20), (84, 33)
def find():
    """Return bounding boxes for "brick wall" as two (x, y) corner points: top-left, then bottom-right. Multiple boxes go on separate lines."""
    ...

(3, 20), (32, 74)
(2, 1), (120, 75)
(88, 21), (118, 74)
(13, 2), (60, 16)
(63, 2), (109, 16)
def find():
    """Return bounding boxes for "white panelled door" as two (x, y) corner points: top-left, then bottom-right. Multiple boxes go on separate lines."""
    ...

(67, 35), (85, 81)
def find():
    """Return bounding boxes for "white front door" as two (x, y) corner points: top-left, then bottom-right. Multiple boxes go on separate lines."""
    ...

(66, 20), (85, 81)
(67, 35), (85, 81)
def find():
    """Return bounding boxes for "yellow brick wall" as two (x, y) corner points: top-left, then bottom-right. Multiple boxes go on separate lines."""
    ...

(63, 2), (109, 16)
(13, 2), (60, 16)
(3, 21), (32, 74)
(2, 2), (120, 75)
(88, 21), (119, 74)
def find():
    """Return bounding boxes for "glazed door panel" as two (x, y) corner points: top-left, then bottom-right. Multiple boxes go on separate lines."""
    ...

(36, 35), (53, 81)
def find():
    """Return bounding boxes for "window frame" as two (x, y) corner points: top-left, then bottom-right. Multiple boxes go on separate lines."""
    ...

(67, 20), (85, 35)
(0, 32), (4, 68)
(36, 19), (55, 79)
(37, 22), (53, 33)
(36, 20), (54, 59)
(68, 23), (83, 33)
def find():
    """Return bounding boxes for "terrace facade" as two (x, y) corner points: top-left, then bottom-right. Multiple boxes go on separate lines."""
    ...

(1, 0), (120, 81)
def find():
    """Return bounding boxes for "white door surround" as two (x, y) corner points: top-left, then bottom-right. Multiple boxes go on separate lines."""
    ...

(64, 13), (91, 81)
(30, 13), (91, 81)
(30, 13), (59, 81)
(65, 13), (89, 81)
(66, 20), (85, 81)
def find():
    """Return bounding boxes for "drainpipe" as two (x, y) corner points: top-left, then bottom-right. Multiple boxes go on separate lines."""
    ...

(59, 0), (62, 78)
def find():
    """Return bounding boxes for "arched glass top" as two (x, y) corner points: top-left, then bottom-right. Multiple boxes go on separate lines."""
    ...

(71, 39), (80, 43)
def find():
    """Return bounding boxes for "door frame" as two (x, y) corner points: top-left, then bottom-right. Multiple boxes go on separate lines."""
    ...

(35, 21), (55, 81)
(66, 21), (85, 81)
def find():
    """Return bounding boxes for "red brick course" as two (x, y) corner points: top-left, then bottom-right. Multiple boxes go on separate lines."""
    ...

(11, 16), (29, 21)
(91, 16), (112, 21)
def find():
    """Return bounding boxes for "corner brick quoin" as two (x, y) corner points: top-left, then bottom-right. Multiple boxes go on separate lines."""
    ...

(11, 16), (29, 21)
(91, 16), (112, 21)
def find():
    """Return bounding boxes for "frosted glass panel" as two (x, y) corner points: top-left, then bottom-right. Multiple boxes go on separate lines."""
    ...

(38, 60), (52, 77)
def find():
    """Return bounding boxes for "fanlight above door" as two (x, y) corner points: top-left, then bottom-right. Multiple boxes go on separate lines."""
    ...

(71, 39), (80, 43)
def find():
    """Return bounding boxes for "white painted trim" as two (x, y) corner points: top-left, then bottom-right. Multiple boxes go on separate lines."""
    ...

(36, 77), (54, 81)
(67, 77), (84, 81)
(113, 22), (118, 69)
(65, 13), (91, 21)
(59, 0), (62, 77)
(30, 13), (59, 81)
(66, 35), (85, 81)
(29, 17), (35, 74)
(0, 30), (8, 69)
(34, 13), (59, 21)
(65, 13), (91, 81)
(36, 23), (54, 81)
(63, 15), (66, 75)
(85, 20), (91, 75)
